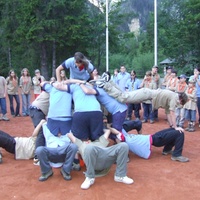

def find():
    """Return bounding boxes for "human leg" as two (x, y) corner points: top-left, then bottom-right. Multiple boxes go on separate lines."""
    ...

(152, 128), (188, 161)
(14, 95), (20, 116)
(0, 130), (16, 154)
(123, 119), (142, 134)
(8, 94), (14, 115)
(142, 103), (148, 122)
(26, 94), (31, 115)
(21, 94), (26, 115)
(127, 103), (134, 119)
(0, 98), (9, 121)
(134, 103), (141, 119)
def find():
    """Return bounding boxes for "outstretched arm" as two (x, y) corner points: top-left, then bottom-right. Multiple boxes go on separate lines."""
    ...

(32, 119), (46, 137)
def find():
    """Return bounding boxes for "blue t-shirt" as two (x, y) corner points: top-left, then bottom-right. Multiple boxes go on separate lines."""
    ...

(69, 84), (101, 112)
(125, 78), (141, 91)
(116, 72), (131, 91)
(96, 87), (127, 114)
(62, 57), (94, 81)
(43, 83), (72, 120)
(123, 129), (152, 159)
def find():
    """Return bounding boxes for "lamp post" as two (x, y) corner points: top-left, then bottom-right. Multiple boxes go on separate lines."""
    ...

(106, 0), (109, 71)
(154, 0), (158, 66)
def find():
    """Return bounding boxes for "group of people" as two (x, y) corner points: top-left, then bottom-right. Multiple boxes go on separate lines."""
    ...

(0, 52), (196, 190)
(110, 64), (200, 132)
(0, 68), (46, 120)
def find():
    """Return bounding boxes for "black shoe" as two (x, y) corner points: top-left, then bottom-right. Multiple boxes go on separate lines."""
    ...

(39, 170), (53, 181)
(60, 168), (71, 181)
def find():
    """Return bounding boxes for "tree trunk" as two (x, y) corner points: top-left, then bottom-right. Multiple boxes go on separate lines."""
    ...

(52, 40), (56, 78)
(40, 42), (48, 80)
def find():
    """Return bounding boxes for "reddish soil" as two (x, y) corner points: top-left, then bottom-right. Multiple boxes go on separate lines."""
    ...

(0, 93), (200, 200)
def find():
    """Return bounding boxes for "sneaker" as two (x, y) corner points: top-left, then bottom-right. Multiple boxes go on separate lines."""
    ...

(39, 170), (53, 181)
(114, 176), (134, 184)
(96, 80), (106, 88)
(72, 162), (81, 171)
(33, 158), (40, 166)
(162, 150), (173, 155)
(150, 120), (154, 124)
(171, 156), (189, 162)
(0, 152), (2, 164)
(101, 72), (110, 82)
(141, 119), (147, 123)
(60, 168), (71, 181)
(81, 177), (95, 189)
(2, 115), (9, 121)
(116, 132), (125, 142)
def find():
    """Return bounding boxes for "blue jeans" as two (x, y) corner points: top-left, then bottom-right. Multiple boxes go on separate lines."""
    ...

(8, 94), (20, 116)
(142, 103), (154, 121)
(0, 97), (7, 115)
(36, 143), (78, 174)
(21, 94), (31, 115)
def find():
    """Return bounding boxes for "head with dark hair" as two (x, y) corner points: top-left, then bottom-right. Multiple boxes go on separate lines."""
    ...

(74, 52), (89, 68)
(178, 92), (188, 106)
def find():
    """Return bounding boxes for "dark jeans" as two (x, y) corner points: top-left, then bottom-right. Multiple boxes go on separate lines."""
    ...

(127, 103), (141, 119)
(152, 128), (184, 157)
(0, 130), (16, 154)
(29, 107), (46, 151)
(197, 97), (200, 123)
(123, 119), (142, 132)
(142, 103), (154, 121)
(8, 94), (20, 116)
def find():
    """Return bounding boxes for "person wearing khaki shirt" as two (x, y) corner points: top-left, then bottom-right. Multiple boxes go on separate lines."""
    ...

(6, 70), (20, 117)
(0, 75), (9, 121)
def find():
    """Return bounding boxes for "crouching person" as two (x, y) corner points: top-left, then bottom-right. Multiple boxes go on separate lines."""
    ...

(67, 130), (134, 190)
(36, 122), (78, 182)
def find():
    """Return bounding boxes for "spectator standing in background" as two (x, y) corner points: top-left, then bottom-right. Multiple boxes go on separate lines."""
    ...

(166, 69), (179, 92)
(175, 74), (188, 128)
(92, 68), (101, 80)
(162, 66), (172, 89)
(20, 68), (32, 116)
(151, 65), (161, 121)
(32, 69), (45, 99)
(6, 70), (20, 117)
(0, 75), (9, 121)
(116, 65), (130, 91)
(189, 67), (200, 127)
(125, 70), (141, 120)
(111, 68), (119, 84)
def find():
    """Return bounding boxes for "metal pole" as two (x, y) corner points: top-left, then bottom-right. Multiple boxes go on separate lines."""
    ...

(154, 0), (158, 66)
(106, 0), (109, 71)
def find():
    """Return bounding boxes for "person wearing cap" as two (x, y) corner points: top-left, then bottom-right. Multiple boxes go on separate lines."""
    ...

(166, 69), (179, 92)
(32, 69), (45, 99)
(175, 74), (188, 128)
(184, 79), (197, 132)
(56, 52), (94, 82)
(162, 66), (172, 89)
(189, 67), (200, 127)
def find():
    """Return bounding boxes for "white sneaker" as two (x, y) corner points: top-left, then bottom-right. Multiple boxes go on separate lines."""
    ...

(114, 176), (134, 184)
(81, 177), (95, 189)
(33, 158), (40, 166)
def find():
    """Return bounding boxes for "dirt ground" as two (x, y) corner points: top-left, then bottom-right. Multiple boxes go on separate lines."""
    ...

(0, 94), (200, 200)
